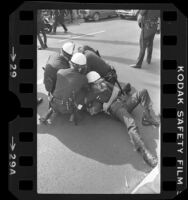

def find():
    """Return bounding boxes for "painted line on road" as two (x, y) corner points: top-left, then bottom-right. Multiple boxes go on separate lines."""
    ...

(58, 30), (106, 42)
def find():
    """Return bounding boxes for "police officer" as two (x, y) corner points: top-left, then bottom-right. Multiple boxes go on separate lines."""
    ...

(39, 53), (89, 125)
(84, 50), (118, 86)
(37, 10), (48, 50)
(43, 42), (75, 94)
(130, 10), (160, 68)
(52, 10), (68, 34)
(85, 71), (159, 168)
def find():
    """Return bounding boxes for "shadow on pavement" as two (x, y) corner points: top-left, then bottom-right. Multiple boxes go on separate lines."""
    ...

(37, 90), (159, 173)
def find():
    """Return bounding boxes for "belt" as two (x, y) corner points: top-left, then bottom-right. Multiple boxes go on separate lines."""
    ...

(49, 93), (73, 110)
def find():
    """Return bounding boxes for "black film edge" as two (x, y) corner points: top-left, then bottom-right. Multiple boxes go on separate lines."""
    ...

(8, 2), (187, 200)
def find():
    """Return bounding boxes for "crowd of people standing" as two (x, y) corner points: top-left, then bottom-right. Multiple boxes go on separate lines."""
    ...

(37, 9), (82, 50)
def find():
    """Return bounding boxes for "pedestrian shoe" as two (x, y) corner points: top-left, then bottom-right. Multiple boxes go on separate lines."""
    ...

(37, 97), (43, 105)
(38, 46), (44, 50)
(138, 147), (158, 168)
(44, 44), (48, 49)
(147, 59), (151, 64)
(142, 116), (160, 127)
(130, 64), (141, 69)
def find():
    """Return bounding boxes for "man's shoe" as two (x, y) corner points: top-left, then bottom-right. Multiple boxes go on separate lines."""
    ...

(130, 64), (141, 69)
(141, 148), (158, 168)
(147, 59), (151, 64)
(37, 98), (43, 105)
(44, 44), (48, 49)
(142, 116), (160, 127)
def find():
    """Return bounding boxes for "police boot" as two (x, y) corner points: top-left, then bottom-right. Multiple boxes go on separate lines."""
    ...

(138, 146), (158, 168)
(39, 108), (53, 125)
(129, 130), (158, 168)
(142, 111), (160, 127)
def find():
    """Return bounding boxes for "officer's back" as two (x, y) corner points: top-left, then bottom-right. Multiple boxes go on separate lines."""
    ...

(85, 50), (111, 77)
(53, 68), (88, 101)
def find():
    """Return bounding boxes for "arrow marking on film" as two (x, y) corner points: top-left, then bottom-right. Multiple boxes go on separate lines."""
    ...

(10, 136), (16, 151)
(10, 46), (16, 62)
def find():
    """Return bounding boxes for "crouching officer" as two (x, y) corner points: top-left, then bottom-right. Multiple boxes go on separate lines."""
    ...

(84, 50), (128, 94)
(43, 42), (75, 94)
(39, 52), (88, 125)
(85, 71), (159, 168)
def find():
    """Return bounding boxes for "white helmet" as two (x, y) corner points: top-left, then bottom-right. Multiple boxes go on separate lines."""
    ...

(86, 71), (101, 83)
(71, 52), (87, 66)
(62, 42), (75, 56)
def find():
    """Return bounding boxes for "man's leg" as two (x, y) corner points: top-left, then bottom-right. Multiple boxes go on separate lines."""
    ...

(37, 33), (45, 49)
(110, 105), (158, 168)
(52, 20), (57, 33)
(125, 89), (159, 126)
(146, 33), (155, 64)
(41, 30), (48, 48)
(130, 29), (147, 68)
(59, 21), (68, 32)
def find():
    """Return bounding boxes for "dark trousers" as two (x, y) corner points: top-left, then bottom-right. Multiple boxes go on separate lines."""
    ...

(37, 29), (47, 48)
(136, 29), (156, 67)
(52, 18), (68, 33)
(109, 89), (151, 150)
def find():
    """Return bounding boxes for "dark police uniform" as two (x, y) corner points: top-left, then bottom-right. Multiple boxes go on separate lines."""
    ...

(52, 10), (68, 33)
(136, 10), (160, 67)
(50, 68), (88, 115)
(85, 80), (158, 168)
(43, 52), (70, 93)
(85, 50), (117, 85)
(78, 45), (101, 57)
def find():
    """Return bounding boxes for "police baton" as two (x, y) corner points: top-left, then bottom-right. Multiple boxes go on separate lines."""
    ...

(115, 79), (125, 95)
(71, 91), (78, 126)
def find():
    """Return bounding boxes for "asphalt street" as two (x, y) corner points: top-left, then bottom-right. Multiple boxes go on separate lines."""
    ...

(37, 17), (161, 193)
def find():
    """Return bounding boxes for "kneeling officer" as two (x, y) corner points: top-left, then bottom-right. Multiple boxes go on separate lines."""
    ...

(43, 42), (75, 94)
(40, 52), (88, 125)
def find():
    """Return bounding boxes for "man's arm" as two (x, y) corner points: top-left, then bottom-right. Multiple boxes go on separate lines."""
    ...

(103, 84), (120, 112)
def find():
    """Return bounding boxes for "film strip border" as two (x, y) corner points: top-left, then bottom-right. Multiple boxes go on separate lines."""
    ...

(9, 3), (187, 200)
(161, 8), (186, 198)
